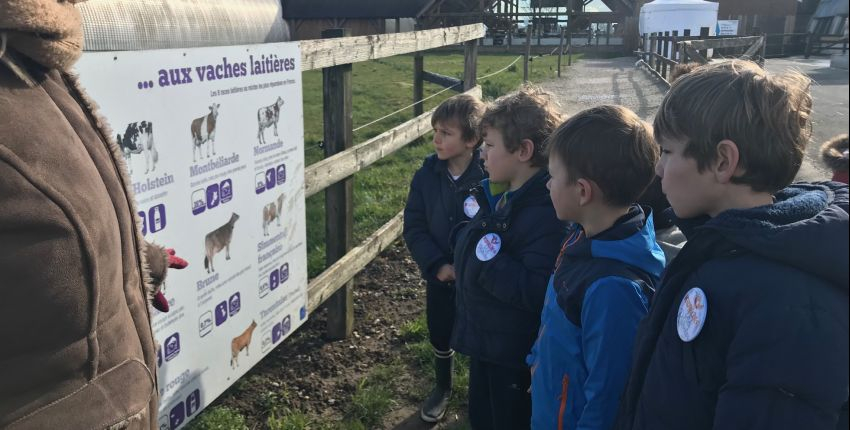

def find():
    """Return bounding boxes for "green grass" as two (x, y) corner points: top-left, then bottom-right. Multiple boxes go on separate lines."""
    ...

(185, 406), (248, 430)
(304, 52), (578, 276)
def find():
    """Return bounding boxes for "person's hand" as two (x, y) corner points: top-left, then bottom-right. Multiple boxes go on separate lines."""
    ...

(436, 264), (456, 282)
(165, 248), (188, 269)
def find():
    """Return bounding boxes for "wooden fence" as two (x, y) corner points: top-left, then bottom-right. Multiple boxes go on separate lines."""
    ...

(635, 32), (766, 85)
(300, 24), (485, 339)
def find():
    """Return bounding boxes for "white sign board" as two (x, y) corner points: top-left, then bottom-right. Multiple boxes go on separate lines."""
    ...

(717, 20), (739, 36)
(75, 41), (308, 430)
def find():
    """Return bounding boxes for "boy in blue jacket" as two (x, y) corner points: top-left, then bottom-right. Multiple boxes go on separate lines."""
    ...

(528, 105), (665, 430)
(450, 85), (564, 429)
(403, 93), (487, 423)
(616, 60), (849, 429)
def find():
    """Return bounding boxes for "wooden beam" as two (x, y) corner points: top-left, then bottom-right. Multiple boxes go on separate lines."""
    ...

(307, 212), (404, 312)
(300, 24), (485, 71)
(304, 86), (483, 198)
(741, 35), (764, 58)
(686, 36), (763, 51)
(321, 28), (355, 340)
(423, 70), (463, 90)
(684, 44), (709, 64)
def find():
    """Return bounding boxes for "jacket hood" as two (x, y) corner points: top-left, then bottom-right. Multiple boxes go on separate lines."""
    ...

(690, 182), (849, 289)
(565, 205), (666, 279)
(0, 0), (84, 73)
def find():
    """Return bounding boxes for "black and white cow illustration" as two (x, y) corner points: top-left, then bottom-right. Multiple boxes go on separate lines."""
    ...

(191, 103), (220, 162)
(257, 96), (284, 145)
(117, 121), (157, 174)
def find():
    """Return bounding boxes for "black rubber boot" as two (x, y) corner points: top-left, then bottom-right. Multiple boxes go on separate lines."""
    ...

(420, 349), (454, 423)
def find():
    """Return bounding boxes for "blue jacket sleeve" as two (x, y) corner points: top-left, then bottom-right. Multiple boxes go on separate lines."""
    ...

(402, 170), (449, 281)
(478, 226), (562, 313)
(577, 277), (648, 430)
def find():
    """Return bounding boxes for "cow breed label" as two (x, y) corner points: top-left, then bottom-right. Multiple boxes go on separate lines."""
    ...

(75, 41), (307, 430)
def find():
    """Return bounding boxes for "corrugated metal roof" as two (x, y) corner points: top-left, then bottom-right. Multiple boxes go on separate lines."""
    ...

(282, 0), (433, 19)
(78, 0), (289, 51)
(814, 0), (849, 18)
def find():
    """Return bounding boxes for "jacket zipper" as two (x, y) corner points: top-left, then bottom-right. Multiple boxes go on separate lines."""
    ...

(559, 374), (569, 430)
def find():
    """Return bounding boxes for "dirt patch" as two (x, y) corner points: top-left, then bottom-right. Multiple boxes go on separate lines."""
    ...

(204, 241), (466, 429)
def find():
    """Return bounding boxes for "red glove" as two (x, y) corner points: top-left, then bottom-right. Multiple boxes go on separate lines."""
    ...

(152, 248), (188, 313)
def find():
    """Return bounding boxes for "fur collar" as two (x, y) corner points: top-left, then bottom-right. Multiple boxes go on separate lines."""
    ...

(0, 0), (84, 73)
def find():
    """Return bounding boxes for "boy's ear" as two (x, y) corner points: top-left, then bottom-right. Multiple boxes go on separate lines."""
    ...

(713, 139), (743, 183)
(516, 138), (536, 162)
(577, 178), (594, 206)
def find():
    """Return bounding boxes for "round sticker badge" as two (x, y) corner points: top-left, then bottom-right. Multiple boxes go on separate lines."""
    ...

(677, 287), (708, 342)
(463, 195), (480, 218)
(475, 233), (502, 261)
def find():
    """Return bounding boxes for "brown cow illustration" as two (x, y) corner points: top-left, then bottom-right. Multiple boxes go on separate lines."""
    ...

(191, 103), (220, 162)
(230, 320), (257, 368)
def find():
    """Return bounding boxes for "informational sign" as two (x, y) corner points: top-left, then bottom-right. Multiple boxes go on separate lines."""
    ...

(75, 41), (307, 430)
(717, 20), (739, 36)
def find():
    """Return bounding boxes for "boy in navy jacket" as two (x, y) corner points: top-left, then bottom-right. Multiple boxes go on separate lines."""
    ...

(616, 60), (849, 430)
(450, 85), (564, 429)
(527, 105), (665, 430)
(403, 93), (486, 423)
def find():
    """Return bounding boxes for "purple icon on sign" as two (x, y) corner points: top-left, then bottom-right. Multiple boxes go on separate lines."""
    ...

(220, 179), (233, 204)
(191, 189), (206, 215)
(255, 172), (266, 194)
(157, 346), (163, 367)
(186, 389), (201, 416)
(215, 301), (228, 326)
(138, 211), (148, 235)
(280, 263), (289, 283)
(164, 333), (180, 362)
(276, 164), (286, 185)
(206, 183), (220, 209)
(149, 204), (166, 233)
(229, 292), (241, 316)
(300, 306), (307, 321)
(269, 269), (280, 291)
(272, 322), (283, 344)
(265, 168), (276, 190)
(169, 402), (185, 429)
(282, 315), (291, 336)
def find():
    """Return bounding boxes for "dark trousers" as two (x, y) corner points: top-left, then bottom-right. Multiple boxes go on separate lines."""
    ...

(426, 282), (455, 352)
(468, 357), (531, 430)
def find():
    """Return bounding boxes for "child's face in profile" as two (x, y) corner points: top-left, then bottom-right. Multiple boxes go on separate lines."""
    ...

(657, 136), (718, 219)
(432, 120), (475, 162)
(547, 154), (579, 222)
(481, 126), (516, 183)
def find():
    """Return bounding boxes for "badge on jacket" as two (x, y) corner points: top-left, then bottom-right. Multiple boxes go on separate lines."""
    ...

(677, 287), (708, 342)
(476, 233), (501, 261)
(463, 195), (480, 218)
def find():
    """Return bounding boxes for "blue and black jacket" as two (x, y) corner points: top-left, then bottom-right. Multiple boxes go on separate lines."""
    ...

(403, 151), (486, 286)
(450, 170), (564, 369)
(527, 205), (665, 430)
(616, 182), (850, 430)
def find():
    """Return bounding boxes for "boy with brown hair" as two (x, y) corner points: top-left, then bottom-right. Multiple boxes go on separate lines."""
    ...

(616, 60), (849, 429)
(527, 105), (665, 430)
(450, 85), (564, 429)
(403, 93), (487, 422)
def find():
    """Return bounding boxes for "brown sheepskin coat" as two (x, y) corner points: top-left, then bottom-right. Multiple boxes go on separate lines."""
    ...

(1, 1), (167, 428)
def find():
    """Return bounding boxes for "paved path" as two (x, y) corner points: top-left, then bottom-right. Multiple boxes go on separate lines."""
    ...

(541, 56), (849, 182)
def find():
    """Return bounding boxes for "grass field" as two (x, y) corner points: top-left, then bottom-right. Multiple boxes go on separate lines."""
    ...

(303, 51), (577, 277)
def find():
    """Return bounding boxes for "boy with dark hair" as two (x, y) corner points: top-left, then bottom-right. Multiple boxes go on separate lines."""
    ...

(528, 105), (665, 430)
(616, 60), (849, 429)
(450, 85), (564, 429)
(403, 93), (487, 422)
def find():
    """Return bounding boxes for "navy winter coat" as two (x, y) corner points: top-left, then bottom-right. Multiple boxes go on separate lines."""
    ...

(450, 170), (564, 369)
(403, 151), (486, 285)
(616, 182), (850, 430)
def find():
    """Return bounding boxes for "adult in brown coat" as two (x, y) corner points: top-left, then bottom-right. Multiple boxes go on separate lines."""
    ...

(1, 1), (183, 428)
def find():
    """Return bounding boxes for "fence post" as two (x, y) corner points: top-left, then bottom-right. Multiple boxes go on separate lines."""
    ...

(699, 27), (710, 59)
(671, 30), (678, 62)
(649, 32), (657, 70)
(804, 32), (813, 59)
(321, 28), (355, 340)
(524, 26), (532, 82)
(413, 24), (424, 117)
(557, 27), (565, 77)
(758, 33), (767, 67)
(464, 37), (478, 91)
(661, 31), (670, 78)
(568, 29), (573, 66)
